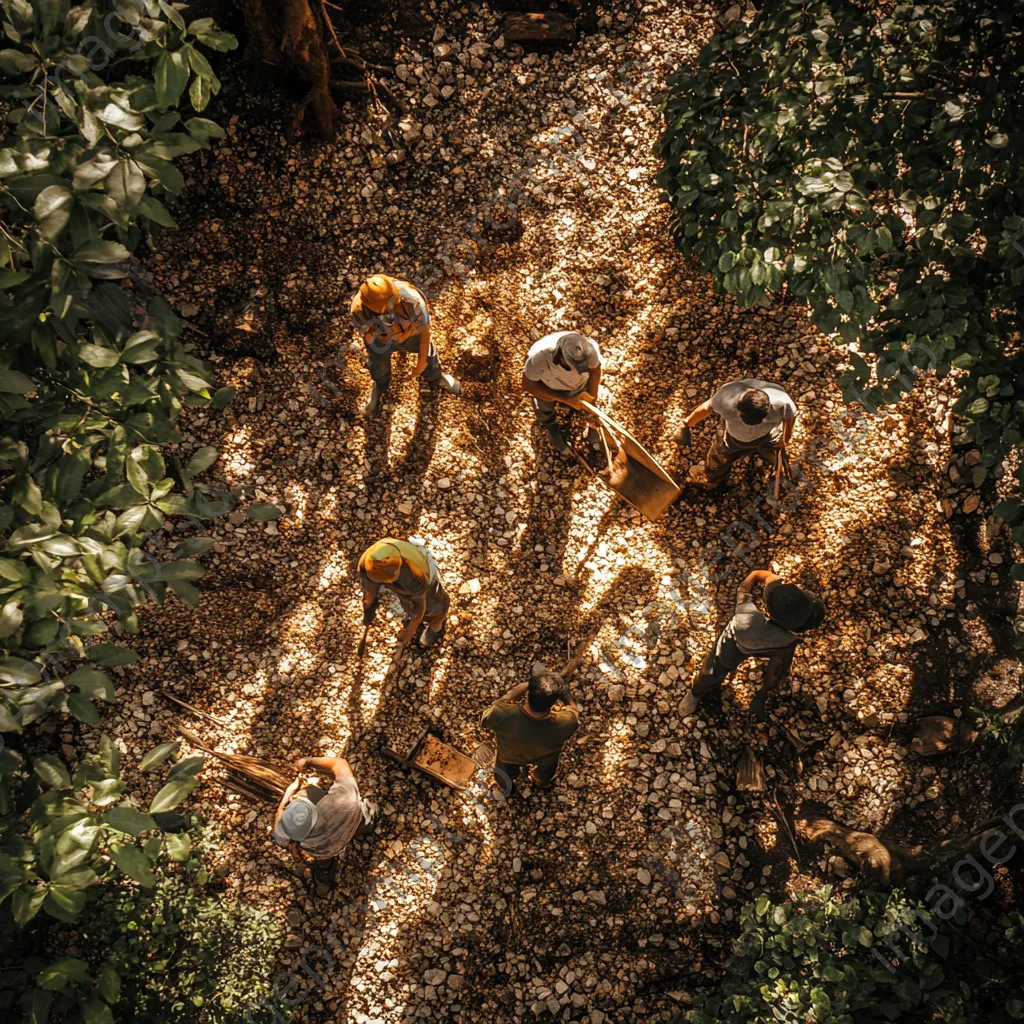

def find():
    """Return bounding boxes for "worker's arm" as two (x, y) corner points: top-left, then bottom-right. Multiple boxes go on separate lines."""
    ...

(361, 577), (381, 624)
(522, 373), (577, 407)
(578, 365), (602, 424)
(397, 593), (426, 646)
(298, 756), (355, 780)
(274, 777), (304, 860)
(782, 408), (796, 445)
(737, 569), (782, 597)
(411, 323), (431, 378)
(683, 397), (714, 427)
(499, 681), (529, 702)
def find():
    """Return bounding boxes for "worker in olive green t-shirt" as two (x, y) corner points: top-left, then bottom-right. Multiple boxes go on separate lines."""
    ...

(481, 672), (579, 790)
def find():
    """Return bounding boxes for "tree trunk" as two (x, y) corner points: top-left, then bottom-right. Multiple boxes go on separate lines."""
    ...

(239, 0), (340, 140)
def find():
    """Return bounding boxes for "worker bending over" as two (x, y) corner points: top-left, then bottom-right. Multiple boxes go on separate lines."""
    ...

(350, 273), (461, 418)
(676, 378), (796, 491)
(679, 569), (825, 720)
(522, 330), (603, 454)
(358, 538), (451, 649)
(273, 755), (377, 897)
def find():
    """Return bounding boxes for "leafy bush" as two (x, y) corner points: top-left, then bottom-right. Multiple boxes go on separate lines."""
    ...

(657, 0), (1024, 640)
(681, 887), (1024, 1024)
(0, 735), (211, 1020)
(81, 823), (282, 1023)
(0, 1), (240, 732)
(970, 699), (1024, 781)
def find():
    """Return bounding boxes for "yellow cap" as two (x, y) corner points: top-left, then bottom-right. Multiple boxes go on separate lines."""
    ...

(359, 275), (399, 314)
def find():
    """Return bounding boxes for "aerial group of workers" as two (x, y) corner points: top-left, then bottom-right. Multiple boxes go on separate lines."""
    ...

(272, 274), (825, 895)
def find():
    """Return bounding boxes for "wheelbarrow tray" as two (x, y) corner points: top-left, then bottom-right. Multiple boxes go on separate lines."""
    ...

(580, 401), (682, 521)
(409, 733), (479, 790)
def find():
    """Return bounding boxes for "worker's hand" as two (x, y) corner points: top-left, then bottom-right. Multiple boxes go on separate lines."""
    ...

(561, 393), (583, 411)
(396, 621), (418, 648)
(675, 424), (692, 449)
(362, 598), (379, 627)
(295, 758), (308, 773)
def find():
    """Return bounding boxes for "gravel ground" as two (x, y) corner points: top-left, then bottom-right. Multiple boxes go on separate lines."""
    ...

(72, 2), (1023, 1021)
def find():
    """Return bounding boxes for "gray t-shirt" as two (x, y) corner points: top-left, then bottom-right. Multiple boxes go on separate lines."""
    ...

(273, 779), (371, 859)
(523, 332), (601, 395)
(727, 589), (798, 655)
(711, 378), (795, 443)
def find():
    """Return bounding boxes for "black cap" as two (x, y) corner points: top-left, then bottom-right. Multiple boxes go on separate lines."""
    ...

(764, 580), (825, 633)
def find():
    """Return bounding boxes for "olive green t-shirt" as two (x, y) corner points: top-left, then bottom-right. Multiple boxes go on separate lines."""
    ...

(481, 701), (579, 764)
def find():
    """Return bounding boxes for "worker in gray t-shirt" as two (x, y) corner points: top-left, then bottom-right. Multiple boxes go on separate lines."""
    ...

(674, 378), (796, 490)
(679, 569), (825, 720)
(521, 330), (603, 454)
(273, 755), (378, 896)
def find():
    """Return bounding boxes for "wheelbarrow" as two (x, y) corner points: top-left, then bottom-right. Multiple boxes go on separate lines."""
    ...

(571, 399), (682, 521)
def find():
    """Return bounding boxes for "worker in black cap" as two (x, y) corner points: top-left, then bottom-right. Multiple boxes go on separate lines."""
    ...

(678, 568), (825, 719)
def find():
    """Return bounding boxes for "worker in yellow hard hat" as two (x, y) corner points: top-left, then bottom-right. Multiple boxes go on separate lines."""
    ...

(350, 274), (461, 417)
(358, 537), (451, 649)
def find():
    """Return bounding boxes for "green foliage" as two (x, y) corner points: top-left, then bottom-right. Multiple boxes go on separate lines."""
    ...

(79, 824), (282, 1023)
(0, 737), (215, 1020)
(657, 0), (1024, 641)
(0, 1), (239, 731)
(970, 700), (1024, 780)
(686, 887), (1024, 1024)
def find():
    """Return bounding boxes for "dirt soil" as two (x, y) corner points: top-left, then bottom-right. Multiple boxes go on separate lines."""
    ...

(83, 2), (1022, 1022)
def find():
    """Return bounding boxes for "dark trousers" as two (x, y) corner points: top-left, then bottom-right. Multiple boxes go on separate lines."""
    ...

(397, 579), (450, 634)
(494, 750), (561, 789)
(693, 632), (795, 712)
(705, 422), (781, 486)
(365, 332), (442, 392)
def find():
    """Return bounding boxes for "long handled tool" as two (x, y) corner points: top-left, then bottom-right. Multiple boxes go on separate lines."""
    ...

(357, 622), (371, 657)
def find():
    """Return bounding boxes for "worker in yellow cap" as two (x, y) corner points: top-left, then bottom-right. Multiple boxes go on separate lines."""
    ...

(358, 537), (451, 648)
(350, 274), (461, 417)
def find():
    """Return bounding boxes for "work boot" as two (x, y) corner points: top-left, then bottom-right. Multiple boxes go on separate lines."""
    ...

(543, 422), (568, 453)
(528, 767), (554, 790)
(420, 623), (446, 648)
(678, 690), (701, 718)
(585, 427), (602, 451)
(438, 373), (462, 395)
(363, 383), (382, 418)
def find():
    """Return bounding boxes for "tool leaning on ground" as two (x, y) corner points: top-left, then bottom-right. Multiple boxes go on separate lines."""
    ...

(569, 399), (682, 521)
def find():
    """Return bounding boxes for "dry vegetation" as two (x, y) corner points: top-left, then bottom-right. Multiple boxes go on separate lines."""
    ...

(68, 2), (1023, 1021)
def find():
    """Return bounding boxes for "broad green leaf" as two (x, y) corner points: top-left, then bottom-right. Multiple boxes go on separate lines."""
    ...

(33, 754), (71, 789)
(108, 844), (156, 886)
(187, 446), (218, 475)
(88, 644), (138, 667)
(37, 957), (90, 991)
(148, 776), (197, 813)
(78, 343), (120, 368)
(12, 885), (47, 926)
(104, 806), (158, 836)
(155, 50), (189, 107)
(246, 502), (282, 522)
(66, 694), (100, 724)
(140, 741), (180, 770)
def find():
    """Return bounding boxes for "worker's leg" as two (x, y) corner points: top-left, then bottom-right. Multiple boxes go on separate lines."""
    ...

(412, 331), (461, 394)
(749, 646), (795, 719)
(679, 634), (747, 716)
(532, 397), (569, 453)
(530, 750), (561, 788)
(704, 425), (744, 488)
(363, 349), (393, 417)
(494, 759), (521, 790)
(420, 581), (451, 647)
(312, 857), (337, 896)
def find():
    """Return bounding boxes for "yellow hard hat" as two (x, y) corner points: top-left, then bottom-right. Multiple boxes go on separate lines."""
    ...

(359, 275), (399, 314)
(364, 542), (402, 582)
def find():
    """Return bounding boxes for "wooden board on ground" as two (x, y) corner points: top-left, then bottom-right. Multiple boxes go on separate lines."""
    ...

(580, 400), (682, 521)
(411, 733), (478, 790)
